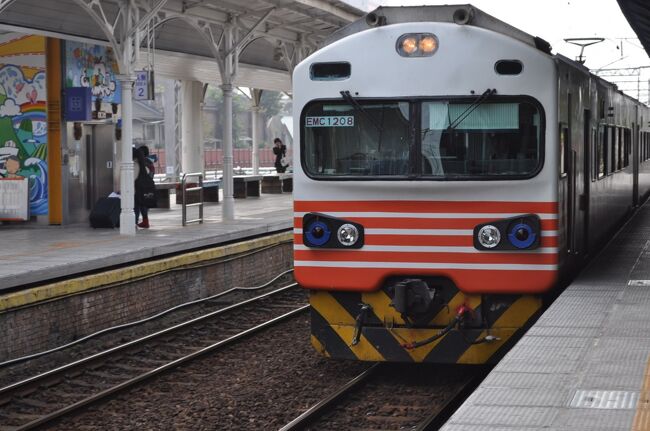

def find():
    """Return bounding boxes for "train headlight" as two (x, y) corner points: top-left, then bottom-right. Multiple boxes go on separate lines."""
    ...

(477, 225), (501, 249)
(305, 220), (331, 247)
(396, 33), (438, 57)
(419, 36), (438, 53)
(337, 223), (359, 246)
(400, 37), (418, 54)
(508, 223), (537, 249)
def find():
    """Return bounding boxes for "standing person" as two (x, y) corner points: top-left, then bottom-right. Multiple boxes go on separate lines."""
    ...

(273, 138), (287, 173)
(138, 145), (156, 179)
(132, 147), (150, 229)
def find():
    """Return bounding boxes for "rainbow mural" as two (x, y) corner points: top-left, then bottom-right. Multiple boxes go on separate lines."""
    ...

(0, 33), (48, 216)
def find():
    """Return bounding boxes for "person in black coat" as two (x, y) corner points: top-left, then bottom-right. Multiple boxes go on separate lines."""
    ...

(273, 138), (287, 173)
(133, 147), (150, 228)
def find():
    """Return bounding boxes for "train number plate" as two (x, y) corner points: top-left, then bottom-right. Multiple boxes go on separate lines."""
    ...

(305, 116), (354, 127)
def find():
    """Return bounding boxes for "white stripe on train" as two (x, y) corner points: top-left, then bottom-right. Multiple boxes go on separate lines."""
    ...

(294, 245), (558, 253)
(294, 261), (558, 270)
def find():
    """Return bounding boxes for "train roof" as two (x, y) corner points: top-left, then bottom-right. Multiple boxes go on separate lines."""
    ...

(323, 5), (552, 55)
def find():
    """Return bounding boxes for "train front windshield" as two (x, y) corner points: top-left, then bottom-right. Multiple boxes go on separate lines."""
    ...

(302, 98), (543, 179)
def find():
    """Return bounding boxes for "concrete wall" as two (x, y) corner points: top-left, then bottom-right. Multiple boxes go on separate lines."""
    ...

(0, 241), (293, 362)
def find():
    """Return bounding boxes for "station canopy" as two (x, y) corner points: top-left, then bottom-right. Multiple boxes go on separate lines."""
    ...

(618, 0), (650, 58)
(0, 0), (363, 92)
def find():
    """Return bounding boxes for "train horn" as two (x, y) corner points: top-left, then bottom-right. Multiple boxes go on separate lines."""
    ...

(452, 7), (474, 25)
(365, 12), (386, 27)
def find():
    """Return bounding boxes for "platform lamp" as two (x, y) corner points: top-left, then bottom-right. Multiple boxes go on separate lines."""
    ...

(564, 37), (605, 65)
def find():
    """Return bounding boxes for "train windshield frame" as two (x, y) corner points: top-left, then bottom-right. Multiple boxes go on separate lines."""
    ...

(301, 96), (545, 180)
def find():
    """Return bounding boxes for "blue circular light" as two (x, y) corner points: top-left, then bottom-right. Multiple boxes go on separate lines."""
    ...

(508, 223), (536, 249)
(305, 221), (331, 247)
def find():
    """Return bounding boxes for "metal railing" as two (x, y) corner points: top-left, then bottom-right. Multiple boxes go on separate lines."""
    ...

(181, 172), (204, 226)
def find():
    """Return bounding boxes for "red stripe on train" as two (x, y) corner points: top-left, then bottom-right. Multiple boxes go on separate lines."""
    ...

(293, 217), (559, 230)
(293, 234), (558, 248)
(295, 267), (558, 294)
(294, 250), (558, 265)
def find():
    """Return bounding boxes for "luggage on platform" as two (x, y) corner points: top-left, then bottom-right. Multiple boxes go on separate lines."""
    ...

(89, 197), (121, 228)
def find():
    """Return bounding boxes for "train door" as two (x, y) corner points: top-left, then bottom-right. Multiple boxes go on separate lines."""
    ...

(582, 109), (591, 254)
(633, 108), (639, 206)
(566, 93), (577, 256)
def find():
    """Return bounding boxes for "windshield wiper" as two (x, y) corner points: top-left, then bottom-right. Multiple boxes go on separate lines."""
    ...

(447, 88), (497, 131)
(340, 90), (383, 132)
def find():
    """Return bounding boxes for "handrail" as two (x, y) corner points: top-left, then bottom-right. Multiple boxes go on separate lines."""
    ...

(181, 172), (204, 226)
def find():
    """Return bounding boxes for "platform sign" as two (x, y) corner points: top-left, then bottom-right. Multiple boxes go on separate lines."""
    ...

(64, 87), (92, 121)
(0, 178), (29, 221)
(134, 70), (154, 101)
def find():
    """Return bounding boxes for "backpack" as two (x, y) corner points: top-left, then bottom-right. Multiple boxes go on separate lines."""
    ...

(135, 168), (157, 208)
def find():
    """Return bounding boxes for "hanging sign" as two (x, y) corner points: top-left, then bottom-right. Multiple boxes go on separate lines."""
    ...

(134, 70), (154, 101)
(64, 87), (92, 121)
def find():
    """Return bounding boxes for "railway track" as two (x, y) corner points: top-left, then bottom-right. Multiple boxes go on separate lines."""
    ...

(280, 362), (484, 431)
(0, 284), (307, 430)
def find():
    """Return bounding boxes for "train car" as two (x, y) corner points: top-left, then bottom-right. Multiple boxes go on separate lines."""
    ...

(292, 5), (650, 364)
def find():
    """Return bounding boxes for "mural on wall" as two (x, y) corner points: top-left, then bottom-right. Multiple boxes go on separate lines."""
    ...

(0, 33), (48, 216)
(65, 42), (121, 104)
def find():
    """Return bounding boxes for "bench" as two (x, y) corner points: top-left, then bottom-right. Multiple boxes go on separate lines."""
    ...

(154, 182), (177, 209)
(261, 173), (293, 194)
(218, 175), (262, 198)
(175, 179), (221, 204)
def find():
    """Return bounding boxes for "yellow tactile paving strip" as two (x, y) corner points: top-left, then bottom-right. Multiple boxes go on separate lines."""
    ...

(0, 232), (292, 312)
(632, 355), (650, 431)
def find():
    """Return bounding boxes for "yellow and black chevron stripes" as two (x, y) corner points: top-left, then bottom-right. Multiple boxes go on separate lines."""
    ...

(309, 290), (542, 364)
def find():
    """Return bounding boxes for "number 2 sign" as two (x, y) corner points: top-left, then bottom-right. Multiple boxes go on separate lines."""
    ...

(134, 71), (151, 101)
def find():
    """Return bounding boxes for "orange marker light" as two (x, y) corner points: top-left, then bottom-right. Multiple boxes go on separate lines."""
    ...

(401, 37), (418, 54)
(419, 36), (437, 53)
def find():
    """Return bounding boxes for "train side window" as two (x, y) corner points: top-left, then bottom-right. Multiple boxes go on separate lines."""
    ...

(559, 124), (568, 177)
(591, 128), (597, 181)
(606, 126), (613, 175)
(598, 99), (605, 120)
(597, 126), (605, 179)
(624, 128), (630, 168)
(617, 127), (623, 170)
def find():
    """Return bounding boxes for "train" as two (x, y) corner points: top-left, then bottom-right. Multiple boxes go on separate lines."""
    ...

(292, 5), (650, 364)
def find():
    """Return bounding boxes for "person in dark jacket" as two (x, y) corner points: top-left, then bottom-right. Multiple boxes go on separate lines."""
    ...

(273, 138), (287, 173)
(133, 147), (150, 228)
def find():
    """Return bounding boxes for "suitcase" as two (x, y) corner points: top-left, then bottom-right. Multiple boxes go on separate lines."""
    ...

(89, 197), (121, 228)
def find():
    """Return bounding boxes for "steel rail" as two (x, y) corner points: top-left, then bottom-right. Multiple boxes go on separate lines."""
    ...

(15, 305), (310, 431)
(278, 363), (381, 431)
(0, 283), (298, 399)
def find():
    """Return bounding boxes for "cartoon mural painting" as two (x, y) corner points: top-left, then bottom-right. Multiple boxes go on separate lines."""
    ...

(0, 33), (48, 216)
(66, 42), (121, 104)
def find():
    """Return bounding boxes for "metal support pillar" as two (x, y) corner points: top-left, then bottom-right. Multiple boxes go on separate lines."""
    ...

(118, 74), (136, 235)
(181, 80), (204, 174)
(221, 83), (235, 220)
(251, 88), (263, 176)
(251, 106), (260, 175)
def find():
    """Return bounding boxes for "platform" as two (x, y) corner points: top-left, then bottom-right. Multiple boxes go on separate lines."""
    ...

(0, 193), (292, 292)
(442, 202), (650, 430)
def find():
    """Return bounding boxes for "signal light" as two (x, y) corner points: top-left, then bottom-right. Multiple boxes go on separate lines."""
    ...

(305, 220), (331, 247)
(508, 222), (536, 249)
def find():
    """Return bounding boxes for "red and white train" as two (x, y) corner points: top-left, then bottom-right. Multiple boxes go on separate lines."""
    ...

(292, 5), (650, 363)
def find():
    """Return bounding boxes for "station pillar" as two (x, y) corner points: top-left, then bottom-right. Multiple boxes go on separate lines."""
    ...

(181, 80), (204, 175)
(221, 83), (235, 220)
(118, 74), (136, 235)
